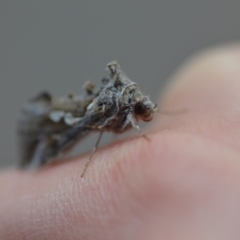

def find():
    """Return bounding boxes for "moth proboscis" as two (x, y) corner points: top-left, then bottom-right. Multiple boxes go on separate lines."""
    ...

(17, 61), (157, 177)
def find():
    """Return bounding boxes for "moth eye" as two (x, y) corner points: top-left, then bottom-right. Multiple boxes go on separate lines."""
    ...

(129, 89), (134, 94)
(134, 102), (145, 115)
(128, 98), (132, 104)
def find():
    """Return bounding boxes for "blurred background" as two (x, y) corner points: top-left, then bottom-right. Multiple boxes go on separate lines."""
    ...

(1, 0), (240, 167)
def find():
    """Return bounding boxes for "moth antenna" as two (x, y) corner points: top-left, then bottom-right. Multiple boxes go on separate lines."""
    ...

(81, 131), (103, 178)
(157, 108), (188, 116)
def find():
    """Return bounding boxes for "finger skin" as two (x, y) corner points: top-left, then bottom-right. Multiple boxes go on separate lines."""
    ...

(1, 132), (240, 240)
(157, 44), (240, 149)
(2, 45), (240, 239)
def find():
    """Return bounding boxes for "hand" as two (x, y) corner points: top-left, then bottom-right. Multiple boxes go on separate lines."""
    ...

(1, 45), (240, 240)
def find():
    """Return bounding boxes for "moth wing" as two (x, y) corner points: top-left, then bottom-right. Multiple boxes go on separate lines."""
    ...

(17, 92), (51, 167)
(18, 93), (104, 168)
(17, 92), (71, 167)
(22, 112), (105, 168)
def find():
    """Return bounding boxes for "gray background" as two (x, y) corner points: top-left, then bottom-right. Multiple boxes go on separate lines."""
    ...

(1, 0), (240, 168)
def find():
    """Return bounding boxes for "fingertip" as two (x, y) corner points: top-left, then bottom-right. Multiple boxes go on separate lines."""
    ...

(163, 43), (240, 95)
(155, 43), (240, 148)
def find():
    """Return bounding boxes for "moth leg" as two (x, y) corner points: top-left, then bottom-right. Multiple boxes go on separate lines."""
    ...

(127, 113), (150, 141)
(84, 125), (105, 131)
(81, 131), (103, 178)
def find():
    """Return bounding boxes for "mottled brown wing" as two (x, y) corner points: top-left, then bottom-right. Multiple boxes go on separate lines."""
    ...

(17, 92), (72, 167)
(17, 91), (103, 168)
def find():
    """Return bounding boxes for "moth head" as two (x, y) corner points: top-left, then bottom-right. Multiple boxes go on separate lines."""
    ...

(134, 96), (157, 122)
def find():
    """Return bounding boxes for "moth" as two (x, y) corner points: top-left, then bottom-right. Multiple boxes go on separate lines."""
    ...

(17, 61), (157, 177)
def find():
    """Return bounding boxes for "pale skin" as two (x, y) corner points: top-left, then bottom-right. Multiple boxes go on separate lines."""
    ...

(1, 44), (240, 239)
